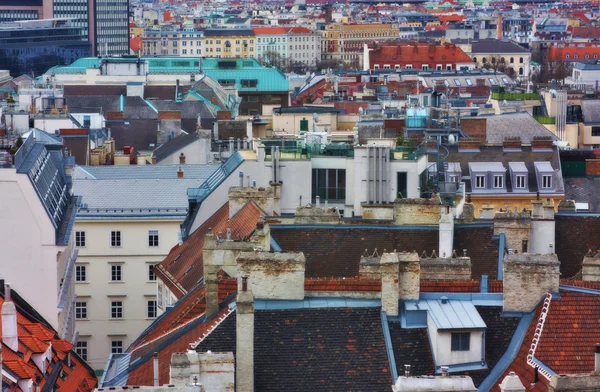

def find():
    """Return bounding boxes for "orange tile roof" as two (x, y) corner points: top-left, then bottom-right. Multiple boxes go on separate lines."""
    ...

(0, 292), (97, 392)
(369, 43), (474, 66)
(252, 27), (287, 35)
(155, 201), (265, 299)
(305, 277), (382, 292)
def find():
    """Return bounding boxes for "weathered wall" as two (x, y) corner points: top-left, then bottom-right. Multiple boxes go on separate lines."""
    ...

(361, 204), (394, 220)
(493, 209), (532, 251)
(359, 255), (382, 279)
(582, 254), (600, 281)
(420, 257), (472, 280)
(294, 206), (341, 224)
(228, 186), (279, 218)
(170, 352), (234, 392)
(236, 252), (306, 300)
(236, 290), (254, 392)
(503, 253), (560, 313)
(380, 252), (399, 316)
(394, 197), (442, 226)
(398, 252), (420, 300)
(549, 373), (600, 392)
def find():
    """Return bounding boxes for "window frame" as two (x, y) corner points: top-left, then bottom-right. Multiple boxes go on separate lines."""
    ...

(75, 231), (86, 247)
(451, 332), (471, 351)
(475, 175), (486, 189)
(75, 265), (87, 282)
(148, 230), (159, 247)
(515, 175), (526, 189)
(75, 301), (87, 320)
(542, 175), (552, 189)
(111, 301), (123, 319)
(110, 231), (121, 247)
(493, 174), (504, 188)
(149, 264), (157, 281)
(76, 341), (88, 361)
(147, 300), (157, 319)
(111, 264), (123, 282)
(111, 340), (123, 354)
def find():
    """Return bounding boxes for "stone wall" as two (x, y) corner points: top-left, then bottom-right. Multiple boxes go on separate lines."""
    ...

(236, 290), (254, 392)
(582, 252), (600, 281)
(361, 204), (394, 220)
(394, 196), (442, 226)
(380, 253), (399, 316)
(503, 253), (560, 313)
(236, 252), (306, 300)
(493, 207), (532, 251)
(228, 186), (280, 218)
(420, 256), (472, 280)
(549, 373), (600, 392)
(293, 206), (341, 224)
(170, 351), (234, 392)
(398, 252), (420, 300)
(359, 254), (382, 279)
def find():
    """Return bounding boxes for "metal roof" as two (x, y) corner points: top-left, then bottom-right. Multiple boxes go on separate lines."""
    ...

(72, 164), (219, 180)
(508, 162), (528, 172)
(468, 162), (506, 172)
(405, 299), (487, 330)
(534, 161), (554, 173)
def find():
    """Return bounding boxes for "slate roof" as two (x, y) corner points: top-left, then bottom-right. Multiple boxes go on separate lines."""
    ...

(155, 201), (266, 298)
(270, 226), (439, 277)
(0, 286), (97, 391)
(150, 100), (216, 129)
(153, 131), (203, 163)
(73, 178), (204, 218)
(482, 112), (560, 145)
(388, 324), (435, 377)
(581, 100), (600, 124)
(72, 164), (219, 180)
(563, 177), (600, 211)
(555, 214), (600, 278)
(65, 95), (120, 113)
(195, 307), (392, 392)
(454, 225), (500, 279)
(467, 39), (529, 53)
(446, 145), (564, 195)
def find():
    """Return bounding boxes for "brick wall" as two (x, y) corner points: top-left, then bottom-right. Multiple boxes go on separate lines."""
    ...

(105, 111), (123, 120)
(503, 253), (559, 312)
(585, 159), (600, 177)
(158, 110), (181, 120)
(460, 117), (487, 142)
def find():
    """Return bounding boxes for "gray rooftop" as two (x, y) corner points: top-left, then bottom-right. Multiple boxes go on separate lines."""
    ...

(581, 100), (600, 124)
(482, 112), (559, 145)
(405, 299), (486, 330)
(73, 164), (219, 180)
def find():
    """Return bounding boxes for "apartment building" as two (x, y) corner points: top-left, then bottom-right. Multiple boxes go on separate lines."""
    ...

(0, 129), (79, 342)
(321, 23), (400, 67)
(285, 27), (321, 67)
(142, 29), (203, 56)
(203, 28), (255, 58)
(71, 164), (218, 371)
(254, 27), (289, 61)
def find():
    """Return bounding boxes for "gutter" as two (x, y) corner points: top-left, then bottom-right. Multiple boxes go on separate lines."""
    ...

(381, 311), (399, 383)
(492, 233), (506, 280)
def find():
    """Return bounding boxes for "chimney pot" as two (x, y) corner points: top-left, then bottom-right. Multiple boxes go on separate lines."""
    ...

(179, 153), (186, 164)
(404, 364), (411, 377)
(441, 366), (449, 377)
(177, 167), (184, 178)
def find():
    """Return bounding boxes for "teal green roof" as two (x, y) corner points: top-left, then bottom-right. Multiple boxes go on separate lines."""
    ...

(47, 56), (288, 92)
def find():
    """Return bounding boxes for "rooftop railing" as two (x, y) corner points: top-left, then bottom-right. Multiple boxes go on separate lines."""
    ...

(187, 151), (244, 201)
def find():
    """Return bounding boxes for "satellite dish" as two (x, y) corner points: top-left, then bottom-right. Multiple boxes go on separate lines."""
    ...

(448, 134), (456, 145)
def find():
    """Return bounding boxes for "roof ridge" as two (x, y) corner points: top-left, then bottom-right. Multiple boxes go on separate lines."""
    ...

(188, 307), (235, 349)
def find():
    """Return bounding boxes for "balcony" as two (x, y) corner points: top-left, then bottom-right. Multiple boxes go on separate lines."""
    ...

(491, 91), (539, 101)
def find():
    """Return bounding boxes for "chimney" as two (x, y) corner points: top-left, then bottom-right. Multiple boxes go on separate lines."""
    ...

(497, 13), (503, 39)
(203, 229), (220, 317)
(583, 251), (600, 281)
(439, 205), (454, 258)
(380, 252), (399, 316)
(398, 252), (420, 300)
(236, 277), (254, 392)
(236, 252), (306, 300)
(493, 207), (531, 252)
(499, 371), (525, 392)
(530, 199), (555, 254)
(179, 153), (186, 165)
(151, 155), (157, 165)
(2, 284), (18, 352)
(153, 352), (159, 386)
(441, 366), (449, 377)
(503, 254), (559, 313)
(404, 364), (411, 378)
(177, 167), (184, 178)
(596, 344), (600, 372)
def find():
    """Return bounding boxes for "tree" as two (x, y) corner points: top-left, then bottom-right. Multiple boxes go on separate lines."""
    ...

(258, 51), (288, 72)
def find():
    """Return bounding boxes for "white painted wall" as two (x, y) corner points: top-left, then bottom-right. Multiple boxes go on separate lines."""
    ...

(0, 169), (65, 332)
(530, 220), (555, 254)
(74, 218), (182, 371)
(157, 138), (212, 165)
(427, 316), (484, 368)
(33, 118), (77, 134)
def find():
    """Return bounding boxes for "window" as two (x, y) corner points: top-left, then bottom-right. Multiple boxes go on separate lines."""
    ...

(519, 57), (524, 63)
(111, 340), (123, 354)
(148, 230), (159, 247)
(493, 175), (504, 188)
(75, 231), (86, 247)
(76, 341), (87, 361)
(446, 65), (452, 71)
(111, 301), (123, 319)
(515, 175), (526, 189)
(75, 265), (86, 282)
(422, 65), (429, 71)
(240, 79), (258, 88)
(465, 78), (473, 86)
(158, 284), (164, 308)
(475, 175), (486, 188)
(149, 264), (156, 281)
(542, 175), (552, 189)
(75, 301), (87, 319)
(147, 300), (157, 318)
(111, 265), (122, 282)
(312, 169), (346, 202)
(592, 126), (600, 136)
(110, 231), (121, 247)
(449, 175), (458, 183)
(454, 79), (461, 86)
(451, 332), (470, 351)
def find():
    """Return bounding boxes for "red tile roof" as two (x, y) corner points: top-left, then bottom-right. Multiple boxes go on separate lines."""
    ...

(252, 27), (287, 35)
(369, 43), (474, 67)
(155, 201), (265, 299)
(0, 292), (97, 392)
(305, 277), (382, 292)
(548, 44), (600, 61)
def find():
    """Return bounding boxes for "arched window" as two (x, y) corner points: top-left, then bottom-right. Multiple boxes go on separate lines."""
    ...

(595, 54), (598, 59)
(586, 54), (590, 59)
(574, 54), (579, 59)
(519, 67), (524, 75)
(510, 57), (514, 63)
(519, 57), (524, 63)
(473, 57), (477, 63)
(565, 54), (570, 59)
(482, 57), (487, 63)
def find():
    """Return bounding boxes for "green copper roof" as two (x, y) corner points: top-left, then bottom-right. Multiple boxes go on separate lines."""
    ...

(47, 56), (288, 92)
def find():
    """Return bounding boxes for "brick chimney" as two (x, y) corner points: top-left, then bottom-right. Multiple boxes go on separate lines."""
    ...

(398, 252), (420, 300)
(179, 152), (186, 165)
(497, 13), (503, 40)
(493, 207), (532, 252)
(2, 284), (18, 352)
(503, 253), (559, 313)
(236, 252), (306, 300)
(236, 277), (254, 392)
(380, 252), (399, 316)
(177, 167), (184, 178)
(582, 251), (600, 281)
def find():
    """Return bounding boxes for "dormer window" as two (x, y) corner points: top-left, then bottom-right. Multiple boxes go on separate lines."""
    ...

(542, 175), (552, 189)
(515, 175), (526, 189)
(475, 175), (485, 188)
(451, 332), (470, 351)
(493, 175), (504, 188)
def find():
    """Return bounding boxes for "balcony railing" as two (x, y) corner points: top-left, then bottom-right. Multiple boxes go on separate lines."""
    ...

(491, 91), (539, 100)
(533, 116), (556, 125)
(187, 151), (244, 201)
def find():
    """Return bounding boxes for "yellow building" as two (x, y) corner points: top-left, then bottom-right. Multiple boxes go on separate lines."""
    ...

(321, 23), (400, 67)
(130, 25), (145, 37)
(203, 28), (255, 58)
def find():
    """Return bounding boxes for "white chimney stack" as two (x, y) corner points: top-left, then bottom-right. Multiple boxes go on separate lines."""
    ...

(236, 277), (254, 392)
(153, 352), (159, 386)
(2, 284), (18, 352)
